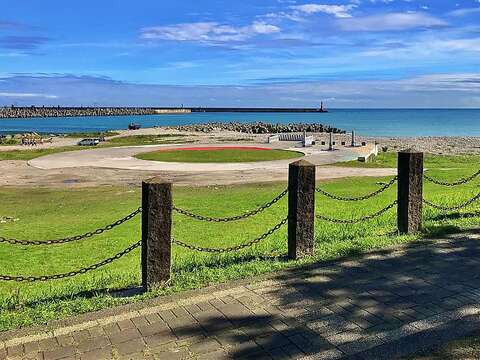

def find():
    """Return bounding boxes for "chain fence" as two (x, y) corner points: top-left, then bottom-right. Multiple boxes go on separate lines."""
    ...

(0, 207), (141, 246)
(173, 189), (287, 222)
(172, 217), (288, 253)
(316, 201), (398, 224)
(424, 169), (480, 187)
(423, 193), (480, 212)
(316, 177), (397, 202)
(0, 240), (141, 282)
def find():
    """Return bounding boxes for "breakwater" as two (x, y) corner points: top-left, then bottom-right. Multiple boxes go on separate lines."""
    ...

(0, 106), (324, 119)
(190, 107), (326, 113)
(168, 122), (345, 134)
(0, 107), (158, 119)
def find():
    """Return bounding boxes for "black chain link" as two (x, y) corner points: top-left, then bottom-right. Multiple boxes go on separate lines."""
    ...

(423, 193), (480, 211)
(423, 169), (480, 187)
(316, 177), (397, 202)
(316, 201), (398, 224)
(0, 207), (142, 246)
(172, 217), (288, 253)
(173, 189), (287, 222)
(0, 240), (141, 282)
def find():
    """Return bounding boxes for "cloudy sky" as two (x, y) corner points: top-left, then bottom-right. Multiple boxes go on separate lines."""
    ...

(1, 0), (479, 107)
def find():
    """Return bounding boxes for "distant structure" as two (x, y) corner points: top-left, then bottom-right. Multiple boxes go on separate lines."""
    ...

(319, 101), (328, 113)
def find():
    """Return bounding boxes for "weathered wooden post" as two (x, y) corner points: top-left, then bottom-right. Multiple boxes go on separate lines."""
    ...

(288, 160), (316, 259)
(142, 179), (172, 290)
(328, 132), (334, 151)
(351, 130), (356, 147)
(397, 150), (424, 234)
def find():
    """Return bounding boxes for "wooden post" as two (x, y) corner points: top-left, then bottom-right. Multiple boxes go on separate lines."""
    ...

(397, 151), (424, 234)
(328, 132), (334, 151)
(142, 179), (172, 290)
(288, 160), (316, 259)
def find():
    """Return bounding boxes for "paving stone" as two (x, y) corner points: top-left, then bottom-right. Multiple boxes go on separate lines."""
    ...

(255, 333), (292, 350)
(190, 338), (221, 354)
(117, 319), (136, 331)
(103, 322), (121, 335)
(337, 335), (384, 355)
(287, 332), (332, 354)
(38, 337), (59, 351)
(301, 348), (344, 360)
(143, 331), (177, 347)
(137, 321), (172, 338)
(158, 310), (176, 323)
(268, 343), (304, 359)
(307, 315), (360, 335)
(80, 346), (113, 360)
(216, 303), (254, 323)
(144, 313), (162, 324)
(72, 329), (90, 343)
(196, 301), (215, 312)
(172, 307), (191, 319)
(23, 351), (44, 360)
(227, 340), (265, 358)
(43, 345), (76, 360)
(198, 349), (229, 360)
(184, 304), (202, 315)
(6, 344), (23, 357)
(23, 341), (40, 354)
(153, 348), (190, 360)
(88, 326), (105, 338)
(131, 316), (150, 328)
(77, 335), (110, 353)
(114, 338), (145, 356)
(322, 330), (365, 346)
(109, 327), (142, 345)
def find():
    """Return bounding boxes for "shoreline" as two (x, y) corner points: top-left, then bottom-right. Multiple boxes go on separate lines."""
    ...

(0, 126), (479, 155)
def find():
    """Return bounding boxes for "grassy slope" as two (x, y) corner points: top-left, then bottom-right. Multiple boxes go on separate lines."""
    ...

(0, 154), (478, 331)
(135, 149), (304, 163)
(0, 134), (192, 161)
(335, 152), (480, 170)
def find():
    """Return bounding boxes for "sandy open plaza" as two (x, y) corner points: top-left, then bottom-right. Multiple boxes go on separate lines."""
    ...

(0, 128), (401, 187)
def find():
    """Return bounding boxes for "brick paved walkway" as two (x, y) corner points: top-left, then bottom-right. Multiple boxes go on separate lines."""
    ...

(2, 231), (480, 360)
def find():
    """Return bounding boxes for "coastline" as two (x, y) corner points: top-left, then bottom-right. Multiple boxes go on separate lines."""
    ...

(1, 126), (479, 155)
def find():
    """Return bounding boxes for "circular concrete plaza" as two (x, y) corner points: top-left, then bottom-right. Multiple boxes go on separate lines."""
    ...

(28, 143), (361, 172)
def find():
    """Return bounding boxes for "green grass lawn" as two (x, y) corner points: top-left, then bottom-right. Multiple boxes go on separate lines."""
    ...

(0, 134), (194, 161)
(335, 152), (480, 170)
(135, 148), (304, 163)
(0, 154), (478, 332)
(0, 146), (84, 161)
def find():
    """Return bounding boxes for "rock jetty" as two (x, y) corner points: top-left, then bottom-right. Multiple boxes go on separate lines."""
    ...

(0, 107), (157, 119)
(169, 122), (345, 134)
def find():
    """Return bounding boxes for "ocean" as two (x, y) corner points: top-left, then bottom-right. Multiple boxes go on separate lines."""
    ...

(0, 109), (479, 137)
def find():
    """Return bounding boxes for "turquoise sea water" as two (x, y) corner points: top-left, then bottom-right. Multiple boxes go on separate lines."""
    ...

(0, 109), (479, 137)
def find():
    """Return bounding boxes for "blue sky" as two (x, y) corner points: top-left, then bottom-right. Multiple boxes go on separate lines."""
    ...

(0, 0), (479, 107)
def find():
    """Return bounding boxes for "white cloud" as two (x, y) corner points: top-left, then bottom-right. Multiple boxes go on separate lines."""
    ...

(291, 4), (356, 18)
(338, 12), (448, 31)
(0, 92), (58, 98)
(448, 7), (480, 17)
(140, 21), (280, 43)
